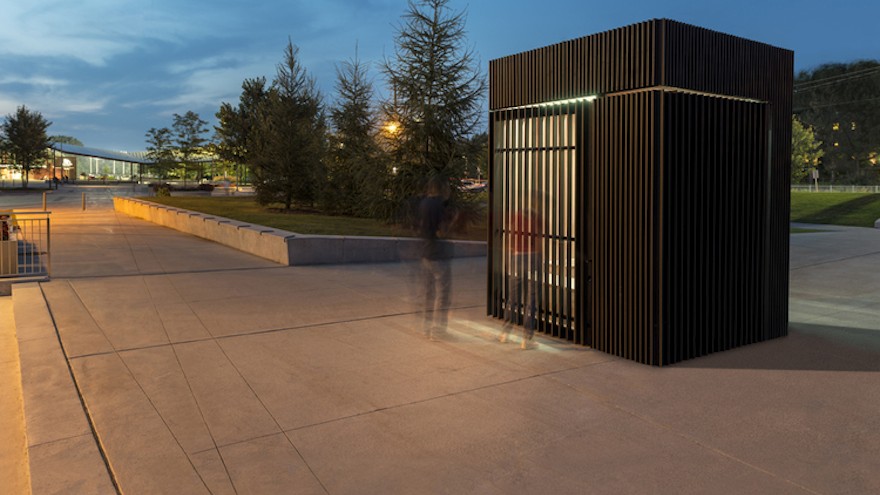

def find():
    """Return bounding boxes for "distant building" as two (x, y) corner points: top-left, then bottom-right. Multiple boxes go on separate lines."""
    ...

(48, 143), (148, 181)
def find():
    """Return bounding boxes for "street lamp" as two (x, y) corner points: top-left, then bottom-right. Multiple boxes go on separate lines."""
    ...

(383, 120), (401, 136)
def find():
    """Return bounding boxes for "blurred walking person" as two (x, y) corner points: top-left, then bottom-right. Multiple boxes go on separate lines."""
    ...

(419, 177), (453, 340)
(499, 194), (543, 349)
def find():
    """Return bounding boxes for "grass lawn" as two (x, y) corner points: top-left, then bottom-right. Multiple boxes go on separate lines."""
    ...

(141, 195), (488, 241)
(790, 227), (826, 234)
(141, 191), (879, 239)
(790, 192), (880, 228)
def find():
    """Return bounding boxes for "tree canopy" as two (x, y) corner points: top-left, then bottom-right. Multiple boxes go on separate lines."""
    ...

(172, 111), (209, 187)
(144, 127), (176, 179)
(791, 116), (824, 184)
(215, 77), (268, 167)
(48, 135), (83, 146)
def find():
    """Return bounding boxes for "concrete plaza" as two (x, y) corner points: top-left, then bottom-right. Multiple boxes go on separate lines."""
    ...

(2, 185), (879, 494)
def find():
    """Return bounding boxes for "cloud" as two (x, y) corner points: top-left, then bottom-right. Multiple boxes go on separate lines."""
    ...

(0, 75), (69, 88)
(0, 0), (216, 66)
(1, 92), (109, 118)
(0, 74), (109, 117)
(157, 67), (256, 110)
(0, 0), (412, 151)
(0, 95), (23, 116)
(148, 53), (275, 115)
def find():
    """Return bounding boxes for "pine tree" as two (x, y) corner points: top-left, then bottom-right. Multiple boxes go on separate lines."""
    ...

(326, 50), (385, 216)
(382, 0), (486, 219)
(215, 77), (270, 186)
(250, 41), (327, 210)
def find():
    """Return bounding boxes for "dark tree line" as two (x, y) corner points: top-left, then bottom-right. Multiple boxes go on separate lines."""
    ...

(794, 61), (880, 184)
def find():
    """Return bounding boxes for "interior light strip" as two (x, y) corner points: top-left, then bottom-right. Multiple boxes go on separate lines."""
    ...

(537, 95), (598, 107)
(493, 95), (598, 112)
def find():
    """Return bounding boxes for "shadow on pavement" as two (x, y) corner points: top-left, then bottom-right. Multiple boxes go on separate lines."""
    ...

(678, 322), (880, 372)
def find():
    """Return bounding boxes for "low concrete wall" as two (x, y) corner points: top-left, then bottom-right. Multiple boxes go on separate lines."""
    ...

(286, 234), (485, 265)
(114, 197), (293, 264)
(113, 197), (486, 266)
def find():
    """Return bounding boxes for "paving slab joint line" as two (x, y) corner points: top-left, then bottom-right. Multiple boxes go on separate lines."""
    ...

(280, 362), (614, 435)
(548, 376), (825, 495)
(209, 331), (331, 495)
(60, 303), (486, 362)
(34, 283), (123, 495)
(788, 248), (880, 271)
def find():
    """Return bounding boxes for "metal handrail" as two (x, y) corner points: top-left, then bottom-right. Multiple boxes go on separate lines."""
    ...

(0, 210), (52, 280)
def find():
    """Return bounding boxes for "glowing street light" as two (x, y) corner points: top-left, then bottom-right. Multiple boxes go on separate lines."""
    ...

(383, 121), (401, 135)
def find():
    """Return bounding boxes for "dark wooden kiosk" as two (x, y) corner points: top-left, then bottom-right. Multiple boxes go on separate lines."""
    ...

(487, 19), (793, 365)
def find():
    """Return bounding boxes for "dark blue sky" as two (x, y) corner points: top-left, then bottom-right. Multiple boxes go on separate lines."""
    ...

(1, 0), (876, 151)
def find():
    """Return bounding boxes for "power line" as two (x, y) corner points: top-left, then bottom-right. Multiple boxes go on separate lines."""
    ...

(793, 95), (880, 112)
(795, 65), (880, 87)
(794, 66), (880, 92)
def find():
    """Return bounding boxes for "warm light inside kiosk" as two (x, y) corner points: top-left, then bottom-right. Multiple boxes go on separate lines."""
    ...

(491, 96), (596, 337)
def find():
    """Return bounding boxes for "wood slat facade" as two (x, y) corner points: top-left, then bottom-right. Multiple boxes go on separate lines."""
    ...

(487, 19), (793, 365)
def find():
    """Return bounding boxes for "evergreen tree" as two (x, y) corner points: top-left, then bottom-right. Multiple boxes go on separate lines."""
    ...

(250, 41), (327, 210)
(382, 0), (486, 220)
(1, 105), (51, 188)
(461, 131), (488, 179)
(216, 77), (270, 186)
(326, 51), (385, 216)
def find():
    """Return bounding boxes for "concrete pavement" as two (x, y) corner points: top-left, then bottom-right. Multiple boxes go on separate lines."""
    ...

(0, 294), (30, 494)
(2, 186), (879, 494)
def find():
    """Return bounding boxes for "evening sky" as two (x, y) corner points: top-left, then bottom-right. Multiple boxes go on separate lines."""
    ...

(0, 0), (876, 151)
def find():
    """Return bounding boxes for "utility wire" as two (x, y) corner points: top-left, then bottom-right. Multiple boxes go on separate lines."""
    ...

(793, 95), (880, 112)
(795, 65), (880, 86)
(791, 96), (880, 113)
(794, 66), (880, 92)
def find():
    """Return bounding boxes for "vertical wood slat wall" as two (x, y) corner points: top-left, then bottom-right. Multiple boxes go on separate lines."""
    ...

(660, 92), (769, 364)
(489, 20), (658, 111)
(488, 19), (793, 365)
(661, 22), (793, 346)
(589, 91), (660, 364)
